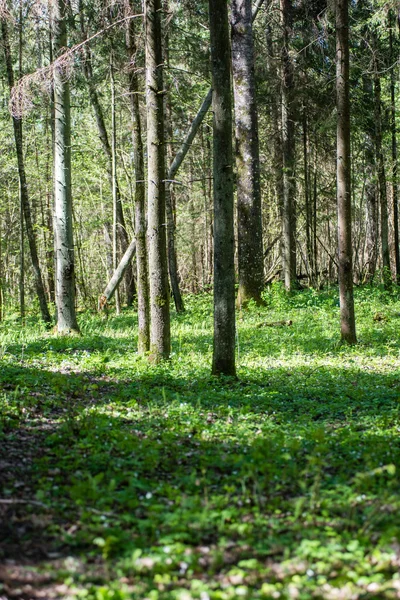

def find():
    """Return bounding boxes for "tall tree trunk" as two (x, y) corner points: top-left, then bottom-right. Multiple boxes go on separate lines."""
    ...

(373, 49), (391, 288)
(53, 0), (79, 333)
(364, 150), (378, 283)
(145, 0), (170, 360)
(19, 182), (25, 324)
(110, 55), (121, 315)
(209, 0), (236, 377)
(232, 0), (264, 307)
(336, 0), (356, 344)
(164, 0), (185, 313)
(126, 0), (150, 353)
(303, 110), (314, 286)
(281, 0), (297, 290)
(389, 12), (400, 284)
(1, 19), (51, 325)
(266, 19), (284, 279)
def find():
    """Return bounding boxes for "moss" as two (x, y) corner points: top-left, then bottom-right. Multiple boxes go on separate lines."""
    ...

(155, 295), (167, 308)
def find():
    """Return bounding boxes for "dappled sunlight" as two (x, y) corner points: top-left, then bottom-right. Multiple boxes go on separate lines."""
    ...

(2, 288), (400, 598)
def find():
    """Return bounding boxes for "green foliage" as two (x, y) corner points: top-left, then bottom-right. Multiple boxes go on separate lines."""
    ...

(2, 287), (400, 598)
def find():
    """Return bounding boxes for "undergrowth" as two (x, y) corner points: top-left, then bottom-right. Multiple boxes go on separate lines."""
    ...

(1, 284), (400, 599)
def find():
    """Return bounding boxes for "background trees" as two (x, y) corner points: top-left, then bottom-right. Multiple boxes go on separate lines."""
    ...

(0, 0), (399, 350)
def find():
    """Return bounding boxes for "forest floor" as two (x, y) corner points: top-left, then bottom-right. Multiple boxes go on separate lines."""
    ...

(1, 284), (400, 599)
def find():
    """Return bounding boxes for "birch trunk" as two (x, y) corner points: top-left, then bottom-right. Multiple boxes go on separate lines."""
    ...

(209, 0), (236, 377)
(232, 0), (264, 307)
(145, 0), (170, 360)
(53, 0), (79, 333)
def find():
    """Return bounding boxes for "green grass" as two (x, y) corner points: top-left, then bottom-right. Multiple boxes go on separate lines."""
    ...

(1, 283), (400, 599)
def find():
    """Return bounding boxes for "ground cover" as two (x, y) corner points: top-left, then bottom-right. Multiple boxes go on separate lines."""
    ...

(1, 284), (400, 599)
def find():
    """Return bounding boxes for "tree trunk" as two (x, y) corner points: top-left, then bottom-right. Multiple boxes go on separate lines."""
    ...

(110, 55), (121, 315)
(336, 0), (356, 344)
(389, 12), (400, 284)
(303, 110), (315, 286)
(373, 49), (391, 288)
(209, 0), (236, 377)
(53, 0), (79, 333)
(266, 19), (284, 280)
(145, 0), (170, 360)
(281, 0), (297, 291)
(1, 19), (52, 325)
(126, 0), (150, 353)
(231, 0), (264, 307)
(164, 0), (185, 313)
(364, 154), (378, 283)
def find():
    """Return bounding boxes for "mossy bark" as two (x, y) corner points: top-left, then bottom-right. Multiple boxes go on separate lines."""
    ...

(231, 0), (264, 308)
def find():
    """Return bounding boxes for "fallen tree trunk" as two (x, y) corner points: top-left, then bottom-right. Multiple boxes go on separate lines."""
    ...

(98, 240), (136, 309)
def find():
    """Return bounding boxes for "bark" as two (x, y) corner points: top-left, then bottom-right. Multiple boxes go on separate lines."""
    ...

(266, 20), (284, 277)
(232, 0), (264, 307)
(99, 240), (136, 309)
(389, 13), (400, 284)
(364, 152), (378, 282)
(126, 1), (150, 353)
(303, 110), (314, 285)
(373, 59), (391, 287)
(145, 0), (170, 360)
(336, 0), (356, 344)
(110, 56), (121, 315)
(164, 1), (185, 314)
(53, 0), (79, 333)
(281, 0), (297, 290)
(19, 183), (25, 324)
(209, 0), (236, 377)
(1, 19), (51, 325)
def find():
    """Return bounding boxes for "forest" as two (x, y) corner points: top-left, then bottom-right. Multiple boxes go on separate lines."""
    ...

(2, 0), (400, 598)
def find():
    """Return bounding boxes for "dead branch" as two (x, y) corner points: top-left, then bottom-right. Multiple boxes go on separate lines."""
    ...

(10, 12), (143, 118)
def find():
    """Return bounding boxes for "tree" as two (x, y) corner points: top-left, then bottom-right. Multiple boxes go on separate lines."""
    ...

(336, 0), (356, 344)
(209, 0), (236, 376)
(53, 0), (79, 333)
(231, 0), (264, 307)
(280, 0), (297, 291)
(1, 17), (52, 325)
(145, 0), (170, 360)
(126, 0), (150, 353)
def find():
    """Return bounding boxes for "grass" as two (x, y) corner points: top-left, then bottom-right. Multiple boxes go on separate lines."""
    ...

(1, 283), (400, 599)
